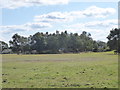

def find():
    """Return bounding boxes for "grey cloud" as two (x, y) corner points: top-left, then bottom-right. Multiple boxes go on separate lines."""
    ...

(46, 15), (65, 20)
(34, 6), (116, 23)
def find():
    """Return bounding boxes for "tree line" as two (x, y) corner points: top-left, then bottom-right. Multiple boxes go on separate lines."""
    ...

(107, 28), (120, 53)
(0, 28), (119, 54)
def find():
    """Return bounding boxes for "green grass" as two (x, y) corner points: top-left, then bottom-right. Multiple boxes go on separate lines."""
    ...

(2, 51), (118, 88)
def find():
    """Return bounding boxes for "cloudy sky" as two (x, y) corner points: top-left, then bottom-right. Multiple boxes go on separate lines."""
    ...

(0, 0), (119, 43)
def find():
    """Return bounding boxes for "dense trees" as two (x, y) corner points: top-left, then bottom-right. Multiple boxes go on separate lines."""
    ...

(8, 31), (107, 54)
(0, 41), (8, 53)
(9, 34), (29, 54)
(107, 28), (120, 52)
(2, 28), (120, 54)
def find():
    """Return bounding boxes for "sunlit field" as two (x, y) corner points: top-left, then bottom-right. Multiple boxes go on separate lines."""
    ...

(2, 51), (118, 88)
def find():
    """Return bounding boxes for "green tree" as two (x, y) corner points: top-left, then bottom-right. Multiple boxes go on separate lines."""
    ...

(9, 30), (105, 54)
(31, 32), (47, 54)
(80, 31), (94, 51)
(107, 28), (120, 52)
(9, 34), (28, 54)
(0, 41), (8, 53)
(46, 35), (59, 53)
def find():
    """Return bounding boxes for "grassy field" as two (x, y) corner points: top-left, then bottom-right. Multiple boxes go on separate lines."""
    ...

(2, 51), (118, 88)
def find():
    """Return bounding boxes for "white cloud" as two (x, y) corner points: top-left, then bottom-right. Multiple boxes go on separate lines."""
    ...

(34, 12), (70, 22)
(25, 22), (52, 29)
(63, 19), (118, 42)
(0, 22), (52, 34)
(82, 6), (116, 18)
(0, 0), (69, 9)
(65, 19), (117, 28)
(34, 6), (116, 23)
(0, 22), (52, 43)
(84, 19), (117, 28)
(70, 0), (119, 2)
(0, 5), (117, 42)
(0, 25), (26, 34)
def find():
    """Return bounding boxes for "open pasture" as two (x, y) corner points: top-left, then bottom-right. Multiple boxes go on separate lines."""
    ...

(2, 52), (118, 88)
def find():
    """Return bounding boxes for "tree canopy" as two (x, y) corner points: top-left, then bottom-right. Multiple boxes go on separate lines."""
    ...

(107, 28), (120, 52)
(8, 31), (107, 54)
